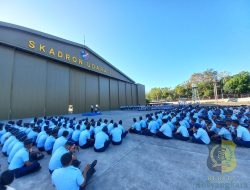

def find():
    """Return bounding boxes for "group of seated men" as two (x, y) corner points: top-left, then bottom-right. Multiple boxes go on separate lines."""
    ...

(0, 116), (130, 189)
(129, 105), (250, 147)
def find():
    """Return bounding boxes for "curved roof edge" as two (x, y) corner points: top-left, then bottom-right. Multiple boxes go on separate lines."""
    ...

(0, 21), (135, 83)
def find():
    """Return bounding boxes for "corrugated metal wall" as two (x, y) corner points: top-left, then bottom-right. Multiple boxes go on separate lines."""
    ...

(0, 44), (145, 120)
(11, 51), (47, 118)
(69, 68), (86, 113)
(0, 46), (14, 120)
(118, 81), (126, 106)
(99, 76), (110, 110)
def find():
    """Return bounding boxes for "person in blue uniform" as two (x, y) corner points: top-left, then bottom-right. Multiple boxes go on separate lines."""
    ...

(118, 120), (128, 138)
(79, 123), (94, 149)
(94, 127), (110, 152)
(173, 122), (190, 141)
(71, 125), (81, 145)
(192, 123), (210, 145)
(52, 130), (69, 154)
(129, 118), (141, 134)
(44, 130), (57, 155)
(142, 117), (158, 136)
(8, 134), (26, 164)
(8, 139), (41, 178)
(110, 123), (123, 145)
(211, 121), (232, 143)
(156, 118), (172, 139)
(232, 119), (250, 148)
(49, 141), (81, 174)
(52, 152), (97, 190)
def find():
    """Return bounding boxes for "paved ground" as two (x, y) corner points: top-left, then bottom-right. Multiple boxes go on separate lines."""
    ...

(1, 110), (250, 190)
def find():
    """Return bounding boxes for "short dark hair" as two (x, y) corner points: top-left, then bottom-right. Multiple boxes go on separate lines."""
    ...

(62, 130), (69, 137)
(232, 119), (240, 125)
(60, 153), (72, 167)
(0, 170), (14, 186)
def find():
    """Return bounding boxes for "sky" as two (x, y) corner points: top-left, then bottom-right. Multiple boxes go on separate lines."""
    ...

(0, 0), (250, 92)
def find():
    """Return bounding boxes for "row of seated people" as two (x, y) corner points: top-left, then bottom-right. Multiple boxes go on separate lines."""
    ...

(128, 105), (250, 147)
(0, 116), (129, 189)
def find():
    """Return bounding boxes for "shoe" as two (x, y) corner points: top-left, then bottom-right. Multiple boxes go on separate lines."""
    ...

(90, 160), (97, 168)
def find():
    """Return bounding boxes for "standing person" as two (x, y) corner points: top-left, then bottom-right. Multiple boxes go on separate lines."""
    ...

(0, 170), (15, 190)
(52, 152), (97, 190)
(8, 139), (41, 178)
(90, 105), (94, 113)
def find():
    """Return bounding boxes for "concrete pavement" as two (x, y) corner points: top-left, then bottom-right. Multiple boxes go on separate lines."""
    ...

(1, 110), (249, 190)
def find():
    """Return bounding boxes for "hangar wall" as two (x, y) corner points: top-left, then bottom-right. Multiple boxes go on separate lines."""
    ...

(0, 22), (145, 120)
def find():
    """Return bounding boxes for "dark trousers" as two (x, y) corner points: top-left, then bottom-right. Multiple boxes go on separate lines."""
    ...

(94, 141), (110, 152)
(11, 162), (41, 178)
(156, 131), (172, 139)
(129, 128), (141, 134)
(207, 131), (216, 137)
(69, 139), (79, 146)
(142, 129), (155, 136)
(122, 131), (128, 138)
(46, 149), (52, 155)
(188, 129), (194, 136)
(80, 140), (94, 149)
(111, 140), (122, 145)
(80, 166), (96, 190)
(38, 147), (45, 152)
(233, 138), (250, 148)
(192, 137), (206, 145)
(30, 152), (44, 161)
(173, 133), (189, 141)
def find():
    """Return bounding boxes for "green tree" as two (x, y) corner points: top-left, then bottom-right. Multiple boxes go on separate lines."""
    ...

(148, 87), (163, 101)
(223, 71), (250, 94)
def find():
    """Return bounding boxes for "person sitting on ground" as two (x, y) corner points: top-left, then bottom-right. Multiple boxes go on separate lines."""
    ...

(142, 117), (158, 136)
(173, 121), (190, 141)
(52, 152), (97, 190)
(36, 127), (49, 152)
(44, 130), (57, 155)
(205, 119), (220, 138)
(94, 127), (110, 152)
(107, 120), (114, 134)
(94, 121), (102, 136)
(52, 130), (69, 154)
(129, 118), (141, 134)
(211, 121), (232, 143)
(0, 170), (15, 190)
(192, 123), (210, 145)
(71, 125), (81, 146)
(232, 119), (250, 148)
(110, 123), (123, 145)
(49, 141), (81, 174)
(79, 123), (94, 149)
(139, 116), (147, 131)
(118, 120), (128, 138)
(8, 139), (41, 178)
(156, 118), (172, 139)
